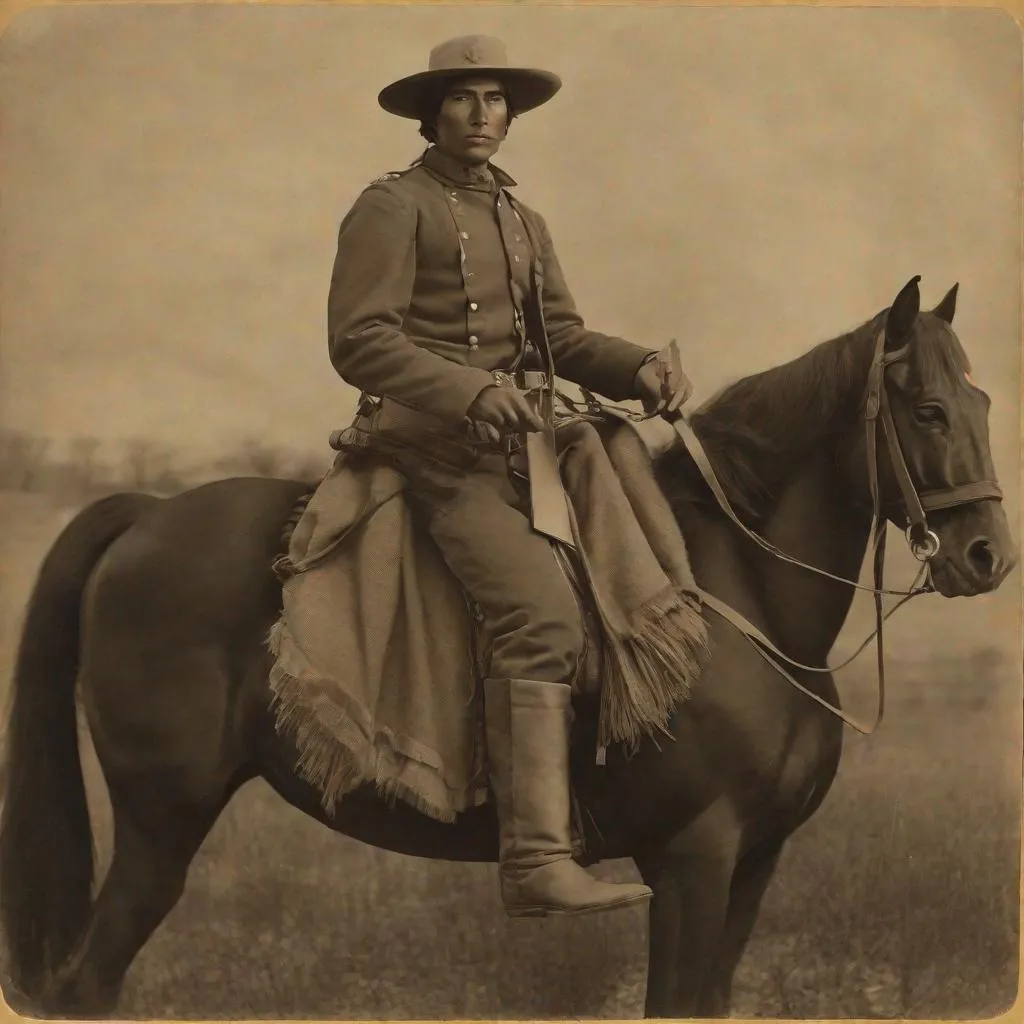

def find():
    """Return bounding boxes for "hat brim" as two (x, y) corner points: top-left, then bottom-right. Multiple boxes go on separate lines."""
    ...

(378, 67), (562, 120)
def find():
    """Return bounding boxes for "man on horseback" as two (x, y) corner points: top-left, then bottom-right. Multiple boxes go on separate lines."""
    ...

(326, 34), (696, 918)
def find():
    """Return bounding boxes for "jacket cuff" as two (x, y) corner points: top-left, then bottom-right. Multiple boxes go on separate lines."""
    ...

(592, 344), (661, 402)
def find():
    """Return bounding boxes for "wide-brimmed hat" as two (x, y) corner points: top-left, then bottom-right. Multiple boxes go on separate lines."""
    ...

(378, 35), (562, 120)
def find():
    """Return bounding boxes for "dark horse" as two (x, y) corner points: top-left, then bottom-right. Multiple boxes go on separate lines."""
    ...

(0, 277), (1016, 1018)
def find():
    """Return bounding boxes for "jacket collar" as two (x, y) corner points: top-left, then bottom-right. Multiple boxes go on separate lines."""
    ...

(420, 145), (518, 193)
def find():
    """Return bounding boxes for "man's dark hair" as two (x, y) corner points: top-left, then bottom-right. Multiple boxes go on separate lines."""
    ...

(417, 77), (517, 144)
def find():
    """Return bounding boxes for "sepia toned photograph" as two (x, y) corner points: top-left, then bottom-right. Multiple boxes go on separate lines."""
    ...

(0, 2), (1021, 1019)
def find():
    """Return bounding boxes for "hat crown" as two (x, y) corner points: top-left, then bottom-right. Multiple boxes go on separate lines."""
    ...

(428, 35), (510, 74)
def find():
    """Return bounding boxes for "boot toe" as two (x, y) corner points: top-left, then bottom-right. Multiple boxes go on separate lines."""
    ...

(501, 859), (653, 917)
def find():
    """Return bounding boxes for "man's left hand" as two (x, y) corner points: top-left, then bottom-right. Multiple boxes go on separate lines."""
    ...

(633, 345), (693, 417)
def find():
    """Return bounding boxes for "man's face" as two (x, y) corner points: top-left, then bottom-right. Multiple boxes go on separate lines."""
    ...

(433, 76), (509, 166)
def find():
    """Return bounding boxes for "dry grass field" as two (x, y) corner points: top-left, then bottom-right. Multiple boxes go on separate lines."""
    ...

(0, 488), (1019, 1020)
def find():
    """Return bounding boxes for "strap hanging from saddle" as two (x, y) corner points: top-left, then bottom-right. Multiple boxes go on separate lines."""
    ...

(525, 421), (576, 547)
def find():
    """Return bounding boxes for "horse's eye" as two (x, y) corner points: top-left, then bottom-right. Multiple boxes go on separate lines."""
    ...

(913, 403), (948, 428)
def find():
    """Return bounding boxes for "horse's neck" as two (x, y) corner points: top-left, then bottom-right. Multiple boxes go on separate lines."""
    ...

(753, 452), (872, 665)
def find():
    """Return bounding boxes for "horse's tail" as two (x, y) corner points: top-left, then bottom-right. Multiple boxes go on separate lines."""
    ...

(0, 492), (154, 1000)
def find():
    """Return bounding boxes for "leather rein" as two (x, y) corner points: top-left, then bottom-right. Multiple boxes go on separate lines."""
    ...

(568, 324), (1003, 736)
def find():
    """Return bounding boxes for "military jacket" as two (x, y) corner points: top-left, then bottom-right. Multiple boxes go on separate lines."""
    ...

(327, 145), (656, 426)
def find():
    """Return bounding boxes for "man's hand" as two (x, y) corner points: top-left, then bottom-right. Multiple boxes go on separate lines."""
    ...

(634, 359), (667, 415)
(633, 342), (694, 417)
(466, 385), (545, 434)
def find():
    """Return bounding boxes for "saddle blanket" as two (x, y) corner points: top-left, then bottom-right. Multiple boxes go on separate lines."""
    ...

(267, 417), (708, 823)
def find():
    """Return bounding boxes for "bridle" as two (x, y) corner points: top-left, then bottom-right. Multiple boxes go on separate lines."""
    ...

(568, 319), (1004, 736)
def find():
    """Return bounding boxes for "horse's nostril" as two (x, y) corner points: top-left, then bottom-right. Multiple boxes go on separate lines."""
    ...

(967, 537), (996, 579)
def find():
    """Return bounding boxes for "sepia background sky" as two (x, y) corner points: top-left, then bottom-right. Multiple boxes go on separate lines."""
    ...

(0, 2), (1020, 657)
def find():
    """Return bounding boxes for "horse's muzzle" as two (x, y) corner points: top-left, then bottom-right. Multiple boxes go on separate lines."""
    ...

(929, 502), (1018, 597)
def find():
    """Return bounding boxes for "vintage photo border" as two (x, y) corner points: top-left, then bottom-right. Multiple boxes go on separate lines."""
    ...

(0, 0), (1020, 1022)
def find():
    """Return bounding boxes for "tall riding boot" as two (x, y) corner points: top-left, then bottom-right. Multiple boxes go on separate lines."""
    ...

(483, 677), (654, 917)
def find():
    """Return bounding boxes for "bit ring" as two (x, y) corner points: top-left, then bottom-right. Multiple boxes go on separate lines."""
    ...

(906, 525), (941, 561)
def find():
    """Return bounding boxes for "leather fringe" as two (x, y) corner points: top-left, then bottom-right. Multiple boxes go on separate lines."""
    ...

(595, 586), (710, 753)
(265, 618), (488, 823)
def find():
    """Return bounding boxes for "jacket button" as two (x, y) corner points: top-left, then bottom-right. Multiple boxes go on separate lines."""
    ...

(460, 231), (470, 240)
(470, 302), (479, 311)
(468, 335), (479, 348)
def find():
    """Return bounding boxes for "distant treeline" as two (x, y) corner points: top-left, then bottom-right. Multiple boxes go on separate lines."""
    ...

(0, 427), (331, 502)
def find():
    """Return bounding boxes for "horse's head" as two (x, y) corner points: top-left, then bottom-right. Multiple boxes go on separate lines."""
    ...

(840, 276), (1017, 597)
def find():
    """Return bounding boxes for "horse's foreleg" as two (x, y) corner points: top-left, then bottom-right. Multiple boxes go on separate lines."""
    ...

(695, 837), (786, 1018)
(634, 803), (742, 1019)
(41, 777), (230, 1017)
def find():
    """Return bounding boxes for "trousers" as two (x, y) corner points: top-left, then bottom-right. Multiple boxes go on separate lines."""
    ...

(362, 400), (585, 685)
(334, 399), (657, 917)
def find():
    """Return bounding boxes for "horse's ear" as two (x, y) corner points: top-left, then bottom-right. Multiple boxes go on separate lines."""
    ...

(886, 275), (921, 348)
(932, 282), (959, 324)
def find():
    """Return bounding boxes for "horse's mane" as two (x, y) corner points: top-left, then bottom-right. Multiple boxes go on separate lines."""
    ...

(659, 311), (887, 526)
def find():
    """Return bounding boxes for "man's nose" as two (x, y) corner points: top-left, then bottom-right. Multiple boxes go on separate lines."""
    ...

(470, 100), (487, 124)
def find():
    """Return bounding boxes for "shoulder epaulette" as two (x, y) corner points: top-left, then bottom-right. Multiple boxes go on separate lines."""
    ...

(366, 169), (412, 187)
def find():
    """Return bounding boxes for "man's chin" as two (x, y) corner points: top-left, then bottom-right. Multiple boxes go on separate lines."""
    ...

(458, 140), (500, 163)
